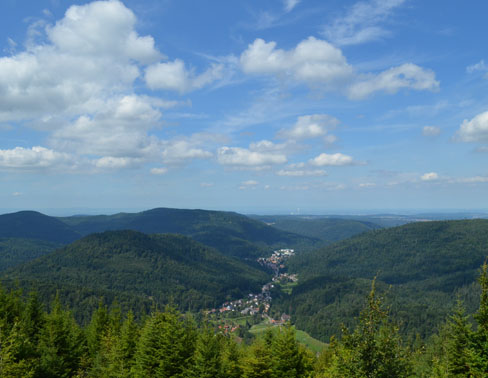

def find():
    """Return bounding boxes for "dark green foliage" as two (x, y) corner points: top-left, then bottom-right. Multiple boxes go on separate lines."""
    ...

(252, 215), (380, 243)
(38, 296), (86, 377)
(2, 230), (270, 319)
(59, 207), (320, 259)
(0, 237), (60, 272)
(188, 325), (224, 378)
(317, 281), (412, 377)
(132, 308), (197, 377)
(0, 211), (80, 244)
(278, 219), (488, 341)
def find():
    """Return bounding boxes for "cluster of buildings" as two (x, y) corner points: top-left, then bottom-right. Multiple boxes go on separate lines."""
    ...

(272, 272), (298, 283)
(208, 248), (298, 330)
(209, 282), (273, 316)
(257, 248), (295, 274)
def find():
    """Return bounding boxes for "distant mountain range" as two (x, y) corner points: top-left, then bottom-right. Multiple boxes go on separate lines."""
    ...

(250, 215), (380, 242)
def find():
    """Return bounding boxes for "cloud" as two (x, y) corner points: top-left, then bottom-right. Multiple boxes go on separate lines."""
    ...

(248, 140), (288, 152)
(240, 37), (438, 99)
(161, 139), (213, 164)
(0, 0), (164, 123)
(420, 172), (439, 181)
(467, 60), (488, 74)
(283, 0), (300, 12)
(359, 182), (376, 188)
(457, 111), (488, 143)
(46, 0), (161, 64)
(50, 95), (162, 158)
(422, 126), (441, 137)
(0, 146), (73, 170)
(145, 60), (224, 93)
(309, 152), (356, 166)
(150, 167), (168, 175)
(239, 180), (259, 190)
(0, 1), (220, 173)
(454, 176), (488, 184)
(94, 156), (142, 169)
(348, 63), (439, 99)
(279, 114), (339, 140)
(12, 192), (22, 197)
(217, 146), (287, 167)
(240, 37), (354, 89)
(277, 169), (327, 177)
(322, 0), (406, 46)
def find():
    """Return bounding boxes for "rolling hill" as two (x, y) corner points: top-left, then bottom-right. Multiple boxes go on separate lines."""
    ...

(1, 230), (270, 322)
(251, 215), (380, 243)
(0, 210), (81, 243)
(272, 219), (488, 341)
(57, 207), (320, 259)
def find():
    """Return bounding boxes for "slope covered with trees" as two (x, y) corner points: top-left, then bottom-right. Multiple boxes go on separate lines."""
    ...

(1, 230), (270, 320)
(58, 208), (320, 259)
(0, 211), (81, 244)
(274, 219), (488, 341)
(252, 215), (380, 243)
(3, 264), (488, 377)
(0, 238), (60, 272)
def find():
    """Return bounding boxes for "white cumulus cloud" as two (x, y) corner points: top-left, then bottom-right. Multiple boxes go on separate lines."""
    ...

(0, 146), (73, 170)
(145, 60), (224, 93)
(457, 111), (488, 143)
(150, 167), (168, 175)
(217, 146), (287, 167)
(240, 37), (438, 99)
(348, 63), (439, 99)
(240, 37), (354, 90)
(279, 114), (339, 140)
(421, 172), (439, 181)
(309, 152), (355, 166)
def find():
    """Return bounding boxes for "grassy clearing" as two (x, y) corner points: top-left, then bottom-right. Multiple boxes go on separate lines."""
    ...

(250, 320), (327, 353)
(279, 281), (298, 294)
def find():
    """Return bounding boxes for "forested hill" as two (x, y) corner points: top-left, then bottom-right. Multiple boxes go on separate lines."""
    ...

(1, 230), (270, 321)
(57, 207), (320, 259)
(274, 219), (488, 341)
(0, 210), (81, 243)
(251, 215), (380, 243)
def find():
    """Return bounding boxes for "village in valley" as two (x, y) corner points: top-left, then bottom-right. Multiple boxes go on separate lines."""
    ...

(206, 248), (298, 336)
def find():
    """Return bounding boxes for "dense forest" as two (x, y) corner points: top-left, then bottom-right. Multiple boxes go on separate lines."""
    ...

(274, 219), (488, 341)
(2, 263), (488, 377)
(249, 216), (380, 244)
(1, 230), (270, 322)
(0, 208), (321, 262)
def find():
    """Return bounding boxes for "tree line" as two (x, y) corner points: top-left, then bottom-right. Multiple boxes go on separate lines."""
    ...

(2, 264), (488, 377)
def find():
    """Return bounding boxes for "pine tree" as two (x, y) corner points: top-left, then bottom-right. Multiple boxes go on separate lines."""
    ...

(38, 296), (87, 377)
(318, 279), (411, 377)
(188, 325), (223, 378)
(242, 338), (274, 378)
(132, 307), (196, 377)
(273, 323), (313, 378)
(221, 337), (243, 378)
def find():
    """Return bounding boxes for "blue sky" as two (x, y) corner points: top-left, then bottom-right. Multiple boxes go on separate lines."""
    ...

(1, 0), (488, 214)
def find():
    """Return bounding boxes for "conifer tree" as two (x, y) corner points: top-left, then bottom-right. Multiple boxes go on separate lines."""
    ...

(273, 323), (314, 378)
(132, 307), (196, 377)
(188, 325), (223, 378)
(38, 296), (86, 377)
(242, 338), (274, 378)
